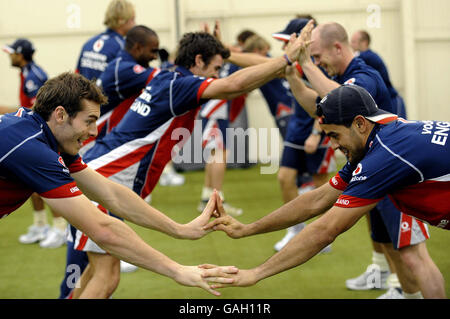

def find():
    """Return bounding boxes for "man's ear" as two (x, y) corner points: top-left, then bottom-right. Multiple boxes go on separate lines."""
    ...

(354, 115), (367, 132)
(194, 54), (204, 68)
(53, 105), (67, 123)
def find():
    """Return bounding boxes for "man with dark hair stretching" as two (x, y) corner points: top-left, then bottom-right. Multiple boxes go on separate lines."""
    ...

(64, 29), (304, 298)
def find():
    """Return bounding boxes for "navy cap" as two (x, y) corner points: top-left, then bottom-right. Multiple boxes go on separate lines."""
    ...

(272, 18), (310, 42)
(316, 85), (398, 125)
(2, 38), (35, 60)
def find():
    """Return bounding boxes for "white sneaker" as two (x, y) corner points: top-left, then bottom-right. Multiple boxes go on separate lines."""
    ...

(159, 171), (185, 186)
(274, 229), (299, 252)
(18, 225), (50, 244)
(120, 261), (138, 273)
(222, 203), (243, 217)
(346, 264), (390, 290)
(274, 224), (331, 253)
(39, 227), (66, 248)
(197, 201), (243, 217)
(298, 182), (315, 195)
(377, 287), (405, 299)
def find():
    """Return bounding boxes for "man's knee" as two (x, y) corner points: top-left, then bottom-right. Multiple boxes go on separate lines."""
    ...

(277, 167), (296, 187)
(398, 243), (425, 272)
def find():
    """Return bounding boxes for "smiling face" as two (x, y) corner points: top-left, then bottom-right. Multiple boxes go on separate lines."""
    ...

(54, 99), (100, 155)
(309, 30), (340, 77)
(134, 35), (160, 67)
(192, 54), (224, 79)
(320, 122), (367, 165)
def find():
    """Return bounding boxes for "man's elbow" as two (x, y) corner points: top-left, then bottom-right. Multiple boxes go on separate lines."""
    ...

(88, 221), (118, 250)
(312, 222), (341, 247)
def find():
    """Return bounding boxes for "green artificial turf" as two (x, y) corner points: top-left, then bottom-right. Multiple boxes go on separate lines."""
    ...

(0, 164), (449, 299)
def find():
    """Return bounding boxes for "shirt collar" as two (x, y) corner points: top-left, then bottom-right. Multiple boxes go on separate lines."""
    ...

(118, 49), (136, 62)
(106, 28), (124, 39)
(31, 111), (59, 152)
(365, 123), (381, 152)
(174, 65), (193, 77)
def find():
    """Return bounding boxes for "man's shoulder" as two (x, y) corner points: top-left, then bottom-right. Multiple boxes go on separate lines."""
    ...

(0, 112), (45, 156)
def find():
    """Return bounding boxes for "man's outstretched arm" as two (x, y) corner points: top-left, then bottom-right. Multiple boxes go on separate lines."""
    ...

(204, 203), (377, 288)
(204, 182), (342, 238)
(43, 194), (237, 296)
(72, 167), (217, 240)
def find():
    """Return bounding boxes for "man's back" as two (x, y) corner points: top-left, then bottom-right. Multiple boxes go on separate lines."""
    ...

(83, 66), (215, 197)
(335, 57), (394, 114)
(19, 61), (48, 107)
(76, 29), (124, 80)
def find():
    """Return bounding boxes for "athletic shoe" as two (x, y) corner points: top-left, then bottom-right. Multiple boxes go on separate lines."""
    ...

(39, 227), (66, 248)
(120, 261), (138, 273)
(197, 201), (243, 217)
(274, 224), (332, 253)
(377, 287), (405, 299)
(222, 203), (243, 217)
(159, 171), (185, 186)
(345, 264), (390, 290)
(274, 229), (299, 252)
(18, 225), (50, 244)
(298, 182), (315, 195)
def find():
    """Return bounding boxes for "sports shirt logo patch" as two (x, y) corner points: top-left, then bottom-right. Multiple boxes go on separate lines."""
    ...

(133, 64), (145, 74)
(344, 78), (356, 85)
(352, 163), (362, 176)
(93, 39), (104, 52)
(58, 156), (68, 169)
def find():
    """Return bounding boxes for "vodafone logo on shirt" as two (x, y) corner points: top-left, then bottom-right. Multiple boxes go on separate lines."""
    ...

(133, 64), (146, 74)
(352, 163), (362, 176)
(344, 78), (356, 85)
(93, 39), (104, 52)
(58, 156), (68, 169)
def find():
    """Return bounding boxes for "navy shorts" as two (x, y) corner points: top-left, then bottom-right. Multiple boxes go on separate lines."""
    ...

(281, 135), (336, 175)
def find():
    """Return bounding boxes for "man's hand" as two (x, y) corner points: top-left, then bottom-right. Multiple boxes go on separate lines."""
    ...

(202, 194), (247, 238)
(200, 267), (258, 289)
(202, 20), (222, 42)
(297, 19), (315, 65)
(179, 191), (221, 240)
(174, 264), (239, 296)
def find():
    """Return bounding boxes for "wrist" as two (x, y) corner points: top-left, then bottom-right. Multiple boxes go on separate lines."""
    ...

(283, 54), (293, 66)
(311, 128), (321, 135)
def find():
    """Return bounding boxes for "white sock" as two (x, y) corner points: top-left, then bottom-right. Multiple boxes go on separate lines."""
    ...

(387, 273), (401, 288)
(33, 209), (47, 227)
(372, 251), (390, 272)
(403, 291), (424, 299)
(201, 187), (213, 201)
(52, 217), (67, 232)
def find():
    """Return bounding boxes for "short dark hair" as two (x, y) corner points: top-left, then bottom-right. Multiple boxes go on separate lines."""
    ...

(125, 25), (157, 51)
(33, 72), (107, 121)
(237, 30), (256, 44)
(174, 32), (230, 69)
(358, 30), (371, 45)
